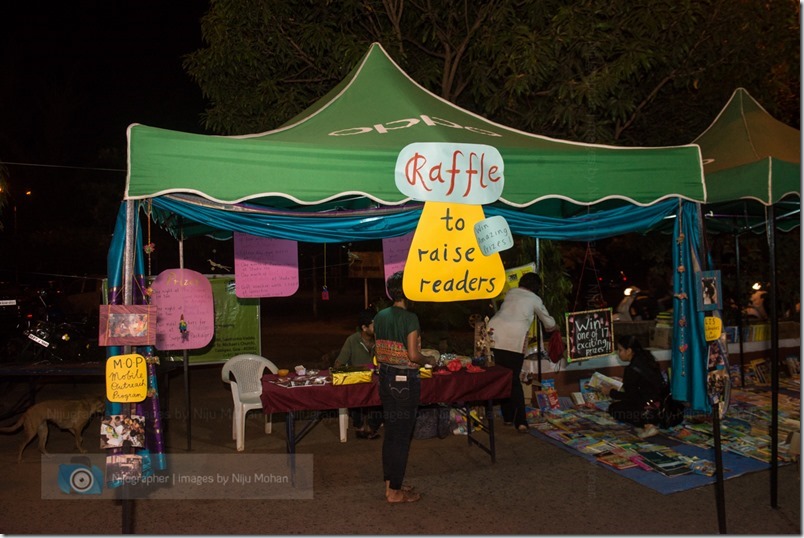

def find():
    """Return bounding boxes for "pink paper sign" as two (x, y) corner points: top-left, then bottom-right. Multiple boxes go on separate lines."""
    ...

(233, 233), (299, 298)
(150, 269), (214, 351)
(382, 232), (414, 298)
(382, 232), (413, 279)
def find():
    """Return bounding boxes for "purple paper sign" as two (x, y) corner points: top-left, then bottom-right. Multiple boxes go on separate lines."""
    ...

(233, 233), (299, 298)
(382, 232), (413, 279)
(150, 269), (214, 351)
(382, 232), (413, 298)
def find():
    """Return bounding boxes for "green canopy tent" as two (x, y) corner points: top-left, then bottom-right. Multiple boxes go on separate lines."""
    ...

(115, 43), (712, 413)
(696, 87), (800, 232)
(126, 43), (705, 223)
(694, 87), (800, 510)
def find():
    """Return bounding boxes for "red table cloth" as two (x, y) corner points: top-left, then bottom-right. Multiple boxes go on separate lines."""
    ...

(261, 365), (512, 414)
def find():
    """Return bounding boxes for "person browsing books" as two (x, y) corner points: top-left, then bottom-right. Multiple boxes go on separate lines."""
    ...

(488, 272), (557, 433)
(603, 334), (666, 438)
(373, 271), (429, 503)
(333, 308), (382, 440)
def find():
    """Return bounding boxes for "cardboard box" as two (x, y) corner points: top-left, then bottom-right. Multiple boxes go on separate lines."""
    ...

(649, 325), (672, 349)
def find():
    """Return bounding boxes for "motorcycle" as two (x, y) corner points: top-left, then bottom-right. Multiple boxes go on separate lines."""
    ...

(3, 289), (103, 364)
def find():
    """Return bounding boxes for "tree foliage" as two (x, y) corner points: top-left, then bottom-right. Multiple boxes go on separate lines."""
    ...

(185, 0), (799, 145)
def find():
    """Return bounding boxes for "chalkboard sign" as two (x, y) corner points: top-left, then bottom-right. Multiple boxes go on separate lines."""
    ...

(565, 308), (614, 362)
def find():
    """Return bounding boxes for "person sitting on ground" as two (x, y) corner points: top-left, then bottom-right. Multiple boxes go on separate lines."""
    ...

(602, 334), (667, 438)
(334, 308), (382, 440)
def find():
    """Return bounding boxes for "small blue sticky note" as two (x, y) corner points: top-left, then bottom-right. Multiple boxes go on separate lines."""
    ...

(474, 215), (513, 256)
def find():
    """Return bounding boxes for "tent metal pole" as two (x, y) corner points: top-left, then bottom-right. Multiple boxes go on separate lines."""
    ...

(767, 204), (779, 508)
(698, 203), (727, 534)
(121, 200), (136, 535)
(123, 201), (136, 305)
(179, 228), (192, 451)
(535, 238), (542, 384)
(734, 234), (745, 388)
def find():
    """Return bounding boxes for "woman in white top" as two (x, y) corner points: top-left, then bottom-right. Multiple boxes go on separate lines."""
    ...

(488, 272), (557, 432)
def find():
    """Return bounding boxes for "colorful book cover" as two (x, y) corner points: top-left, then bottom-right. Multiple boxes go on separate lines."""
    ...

(541, 378), (560, 409)
(596, 451), (638, 470)
(587, 371), (623, 393)
(637, 450), (691, 476)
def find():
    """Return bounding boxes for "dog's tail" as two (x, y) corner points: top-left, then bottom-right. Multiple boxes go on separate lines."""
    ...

(0, 415), (25, 434)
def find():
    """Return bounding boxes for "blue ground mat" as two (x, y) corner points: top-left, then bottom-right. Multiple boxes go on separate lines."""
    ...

(529, 427), (771, 495)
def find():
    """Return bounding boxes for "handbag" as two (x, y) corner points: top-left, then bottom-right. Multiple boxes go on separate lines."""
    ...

(641, 392), (685, 428)
(547, 331), (566, 363)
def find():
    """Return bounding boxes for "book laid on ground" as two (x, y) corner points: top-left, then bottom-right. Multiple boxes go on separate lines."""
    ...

(596, 451), (639, 470)
(637, 449), (692, 476)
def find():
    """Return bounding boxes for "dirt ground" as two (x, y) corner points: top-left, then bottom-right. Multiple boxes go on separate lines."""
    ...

(0, 291), (800, 535)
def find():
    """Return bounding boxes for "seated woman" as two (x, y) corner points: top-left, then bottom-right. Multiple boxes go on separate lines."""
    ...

(333, 308), (382, 439)
(602, 335), (667, 438)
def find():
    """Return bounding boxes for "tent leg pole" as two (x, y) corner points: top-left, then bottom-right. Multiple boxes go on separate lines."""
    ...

(712, 408), (727, 533)
(179, 231), (191, 451)
(735, 233), (745, 387)
(121, 201), (136, 534)
(767, 205), (779, 508)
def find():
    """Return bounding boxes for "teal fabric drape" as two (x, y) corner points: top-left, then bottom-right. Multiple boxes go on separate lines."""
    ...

(671, 202), (709, 412)
(136, 196), (708, 410)
(105, 202), (167, 487)
(488, 200), (677, 241)
(151, 196), (678, 243)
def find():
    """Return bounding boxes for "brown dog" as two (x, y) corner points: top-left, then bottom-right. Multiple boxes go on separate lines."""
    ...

(0, 396), (105, 462)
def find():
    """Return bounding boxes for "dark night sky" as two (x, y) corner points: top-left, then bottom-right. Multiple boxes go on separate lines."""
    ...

(0, 2), (209, 278)
(1, 2), (208, 172)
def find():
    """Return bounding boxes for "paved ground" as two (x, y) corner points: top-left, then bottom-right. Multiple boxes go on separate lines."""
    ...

(0, 300), (800, 535)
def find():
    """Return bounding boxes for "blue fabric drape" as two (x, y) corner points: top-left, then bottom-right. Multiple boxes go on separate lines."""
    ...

(671, 202), (709, 412)
(140, 195), (707, 409)
(152, 196), (678, 243)
(487, 200), (677, 241)
(105, 202), (166, 486)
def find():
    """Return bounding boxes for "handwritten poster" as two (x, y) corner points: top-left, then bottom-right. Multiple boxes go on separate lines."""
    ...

(106, 354), (147, 403)
(395, 142), (504, 204)
(233, 233), (299, 298)
(161, 277), (261, 365)
(393, 142), (506, 302)
(474, 216), (513, 256)
(565, 308), (614, 362)
(403, 202), (505, 302)
(150, 268), (214, 351)
(382, 232), (414, 280)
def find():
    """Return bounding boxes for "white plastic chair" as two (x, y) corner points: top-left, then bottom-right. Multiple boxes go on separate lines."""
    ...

(221, 354), (278, 451)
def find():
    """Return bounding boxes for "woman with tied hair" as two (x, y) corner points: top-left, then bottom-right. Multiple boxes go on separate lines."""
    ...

(488, 271), (557, 433)
(603, 334), (667, 439)
(373, 271), (429, 503)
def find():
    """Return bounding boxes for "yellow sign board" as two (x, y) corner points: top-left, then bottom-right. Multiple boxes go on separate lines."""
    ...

(704, 316), (723, 342)
(106, 354), (148, 403)
(404, 202), (505, 302)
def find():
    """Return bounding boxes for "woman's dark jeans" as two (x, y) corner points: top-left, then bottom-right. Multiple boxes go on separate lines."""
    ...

(493, 348), (527, 427)
(378, 363), (420, 490)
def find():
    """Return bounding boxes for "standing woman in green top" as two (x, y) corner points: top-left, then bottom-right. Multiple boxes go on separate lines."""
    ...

(373, 271), (429, 503)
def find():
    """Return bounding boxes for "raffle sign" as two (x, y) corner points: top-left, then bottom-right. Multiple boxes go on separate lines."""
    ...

(394, 142), (508, 302)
